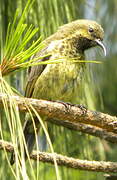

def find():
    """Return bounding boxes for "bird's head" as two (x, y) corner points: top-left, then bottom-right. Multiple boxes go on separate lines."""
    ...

(72, 20), (106, 55)
(52, 19), (106, 55)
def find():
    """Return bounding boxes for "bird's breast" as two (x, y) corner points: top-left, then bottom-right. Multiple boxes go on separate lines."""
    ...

(33, 60), (85, 103)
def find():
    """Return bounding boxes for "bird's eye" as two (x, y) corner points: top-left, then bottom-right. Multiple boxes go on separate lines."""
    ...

(88, 27), (94, 33)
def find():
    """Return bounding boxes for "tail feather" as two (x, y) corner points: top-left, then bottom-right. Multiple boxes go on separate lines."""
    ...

(10, 117), (40, 165)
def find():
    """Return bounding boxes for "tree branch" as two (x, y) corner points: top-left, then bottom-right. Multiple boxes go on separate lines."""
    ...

(47, 118), (117, 143)
(104, 174), (117, 180)
(0, 139), (117, 173)
(0, 93), (117, 143)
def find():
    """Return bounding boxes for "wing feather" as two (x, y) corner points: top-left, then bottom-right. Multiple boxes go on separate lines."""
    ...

(25, 47), (51, 97)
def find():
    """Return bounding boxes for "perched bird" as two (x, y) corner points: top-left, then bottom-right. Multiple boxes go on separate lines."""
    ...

(10, 19), (106, 164)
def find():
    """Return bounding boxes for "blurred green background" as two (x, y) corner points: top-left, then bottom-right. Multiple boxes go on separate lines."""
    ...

(0, 0), (117, 179)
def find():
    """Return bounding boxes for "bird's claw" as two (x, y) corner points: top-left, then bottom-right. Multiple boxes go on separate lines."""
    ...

(52, 100), (71, 111)
(53, 100), (87, 115)
(74, 104), (87, 115)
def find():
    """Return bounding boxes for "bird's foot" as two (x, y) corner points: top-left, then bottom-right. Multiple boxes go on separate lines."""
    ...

(52, 100), (87, 115)
(51, 100), (70, 109)
(62, 102), (87, 115)
(51, 100), (73, 112)
(73, 104), (87, 115)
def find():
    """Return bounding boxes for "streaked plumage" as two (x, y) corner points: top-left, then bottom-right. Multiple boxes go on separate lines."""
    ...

(10, 19), (106, 164)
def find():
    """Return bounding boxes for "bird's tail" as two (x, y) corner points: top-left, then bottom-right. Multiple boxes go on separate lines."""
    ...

(10, 116), (40, 165)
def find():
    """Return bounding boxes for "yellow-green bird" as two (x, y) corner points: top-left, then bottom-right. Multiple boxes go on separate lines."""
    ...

(10, 19), (106, 164)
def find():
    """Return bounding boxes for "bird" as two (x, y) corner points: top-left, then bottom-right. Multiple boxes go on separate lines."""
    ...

(10, 19), (106, 164)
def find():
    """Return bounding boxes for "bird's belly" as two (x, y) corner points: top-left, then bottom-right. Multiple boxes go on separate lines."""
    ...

(33, 62), (85, 103)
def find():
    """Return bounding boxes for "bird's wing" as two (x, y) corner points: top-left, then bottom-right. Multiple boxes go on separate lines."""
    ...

(25, 47), (51, 98)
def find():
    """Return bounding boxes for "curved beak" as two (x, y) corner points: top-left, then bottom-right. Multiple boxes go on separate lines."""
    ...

(95, 39), (106, 56)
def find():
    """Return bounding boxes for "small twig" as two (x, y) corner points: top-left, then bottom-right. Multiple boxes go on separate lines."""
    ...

(0, 139), (117, 173)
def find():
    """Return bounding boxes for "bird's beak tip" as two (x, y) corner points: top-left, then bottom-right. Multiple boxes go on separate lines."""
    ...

(95, 39), (106, 56)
